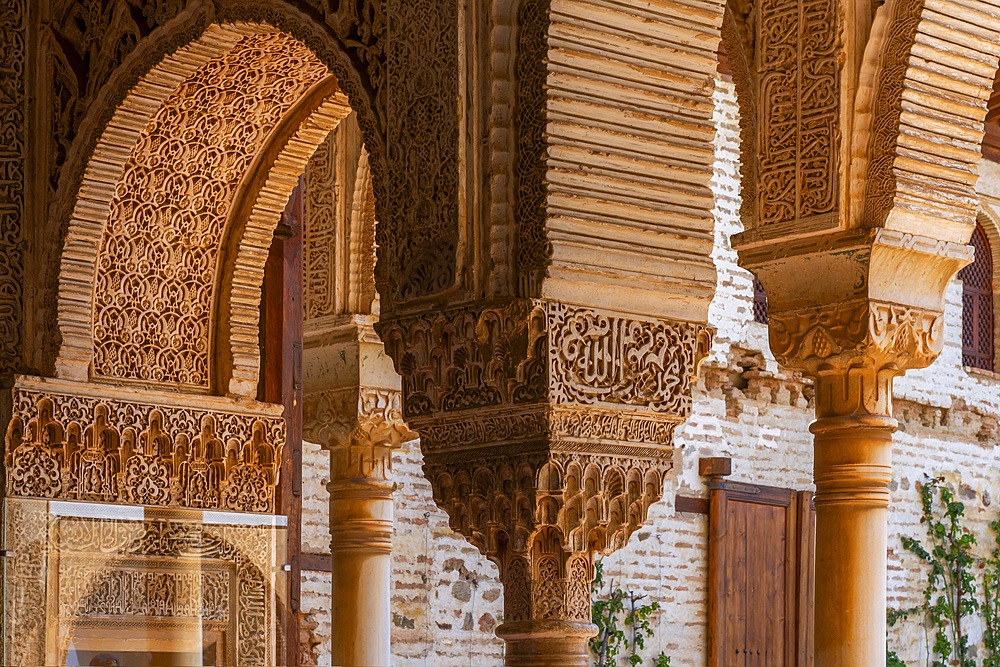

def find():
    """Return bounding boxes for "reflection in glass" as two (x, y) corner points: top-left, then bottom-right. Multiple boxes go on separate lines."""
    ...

(2, 498), (287, 667)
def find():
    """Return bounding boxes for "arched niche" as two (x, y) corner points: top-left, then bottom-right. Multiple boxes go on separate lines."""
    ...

(54, 22), (358, 398)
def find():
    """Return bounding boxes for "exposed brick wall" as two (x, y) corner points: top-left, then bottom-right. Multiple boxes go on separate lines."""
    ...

(299, 438), (503, 666)
(300, 77), (1000, 666)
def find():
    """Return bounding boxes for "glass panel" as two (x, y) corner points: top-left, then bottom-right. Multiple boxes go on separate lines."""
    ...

(2, 498), (288, 667)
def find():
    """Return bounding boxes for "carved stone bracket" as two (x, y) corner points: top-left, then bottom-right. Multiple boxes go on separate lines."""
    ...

(379, 298), (712, 635)
(4, 376), (284, 513)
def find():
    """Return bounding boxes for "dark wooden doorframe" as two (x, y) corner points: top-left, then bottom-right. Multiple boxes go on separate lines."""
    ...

(260, 178), (305, 667)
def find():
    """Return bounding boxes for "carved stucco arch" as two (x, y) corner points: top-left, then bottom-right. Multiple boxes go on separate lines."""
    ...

(45, 0), (387, 378)
(346, 149), (377, 316)
(55, 22), (354, 397)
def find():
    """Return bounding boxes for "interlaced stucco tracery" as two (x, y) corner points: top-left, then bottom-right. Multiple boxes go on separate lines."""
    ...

(91, 31), (327, 388)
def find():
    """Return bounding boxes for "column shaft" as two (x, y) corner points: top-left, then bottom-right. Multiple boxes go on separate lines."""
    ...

(811, 414), (894, 667)
(328, 478), (394, 667)
(497, 620), (595, 667)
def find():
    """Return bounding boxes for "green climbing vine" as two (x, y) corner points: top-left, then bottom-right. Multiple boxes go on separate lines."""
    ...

(591, 561), (672, 667)
(982, 518), (1000, 667)
(889, 477), (1000, 667)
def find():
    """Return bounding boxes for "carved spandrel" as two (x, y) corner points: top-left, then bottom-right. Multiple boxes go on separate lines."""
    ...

(0, 0), (25, 374)
(5, 378), (284, 513)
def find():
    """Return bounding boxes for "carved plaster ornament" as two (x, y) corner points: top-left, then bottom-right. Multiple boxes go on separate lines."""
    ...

(726, 0), (998, 378)
(0, 0), (25, 374)
(379, 299), (713, 630)
(4, 376), (284, 513)
(6, 502), (277, 666)
(302, 315), (414, 482)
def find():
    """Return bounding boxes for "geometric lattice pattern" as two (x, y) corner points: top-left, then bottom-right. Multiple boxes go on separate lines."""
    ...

(752, 274), (769, 325)
(91, 32), (328, 389)
(959, 223), (994, 370)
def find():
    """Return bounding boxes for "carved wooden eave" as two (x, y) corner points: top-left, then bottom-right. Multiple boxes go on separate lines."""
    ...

(4, 375), (285, 513)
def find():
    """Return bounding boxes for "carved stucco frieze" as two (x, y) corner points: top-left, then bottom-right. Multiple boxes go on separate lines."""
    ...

(379, 299), (711, 627)
(0, 0), (26, 374)
(379, 300), (712, 429)
(4, 377), (284, 512)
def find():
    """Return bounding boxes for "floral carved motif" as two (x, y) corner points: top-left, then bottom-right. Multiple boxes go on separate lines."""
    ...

(0, 0), (26, 373)
(378, 300), (548, 421)
(752, 0), (840, 228)
(378, 0), (460, 306)
(91, 32), (328, 388)
(769, 300), (944, 371)
(303, 386), (414, 480)
(5, 378), (284, 512)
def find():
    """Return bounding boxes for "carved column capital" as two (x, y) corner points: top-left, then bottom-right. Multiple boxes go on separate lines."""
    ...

(302, 315), (415, 481)
(739, 230), (971, 418)
(315, 386), (415, 481)
(379, 298), (712, 638)
(768, 299), (943, 418)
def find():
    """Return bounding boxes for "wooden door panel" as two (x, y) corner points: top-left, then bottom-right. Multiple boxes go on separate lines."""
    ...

(707, 473), (814, 667)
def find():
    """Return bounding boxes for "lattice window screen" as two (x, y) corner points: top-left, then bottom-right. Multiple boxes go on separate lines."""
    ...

(958, 224), (994, 370)
(752, 275), (769, 325)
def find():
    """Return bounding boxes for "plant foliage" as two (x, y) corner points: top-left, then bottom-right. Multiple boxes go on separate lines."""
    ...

(591, 561), (671, 667)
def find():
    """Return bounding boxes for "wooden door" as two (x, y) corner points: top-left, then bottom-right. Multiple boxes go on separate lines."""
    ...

(707, 474), (814, 667)
(260, 179), (305, 666)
